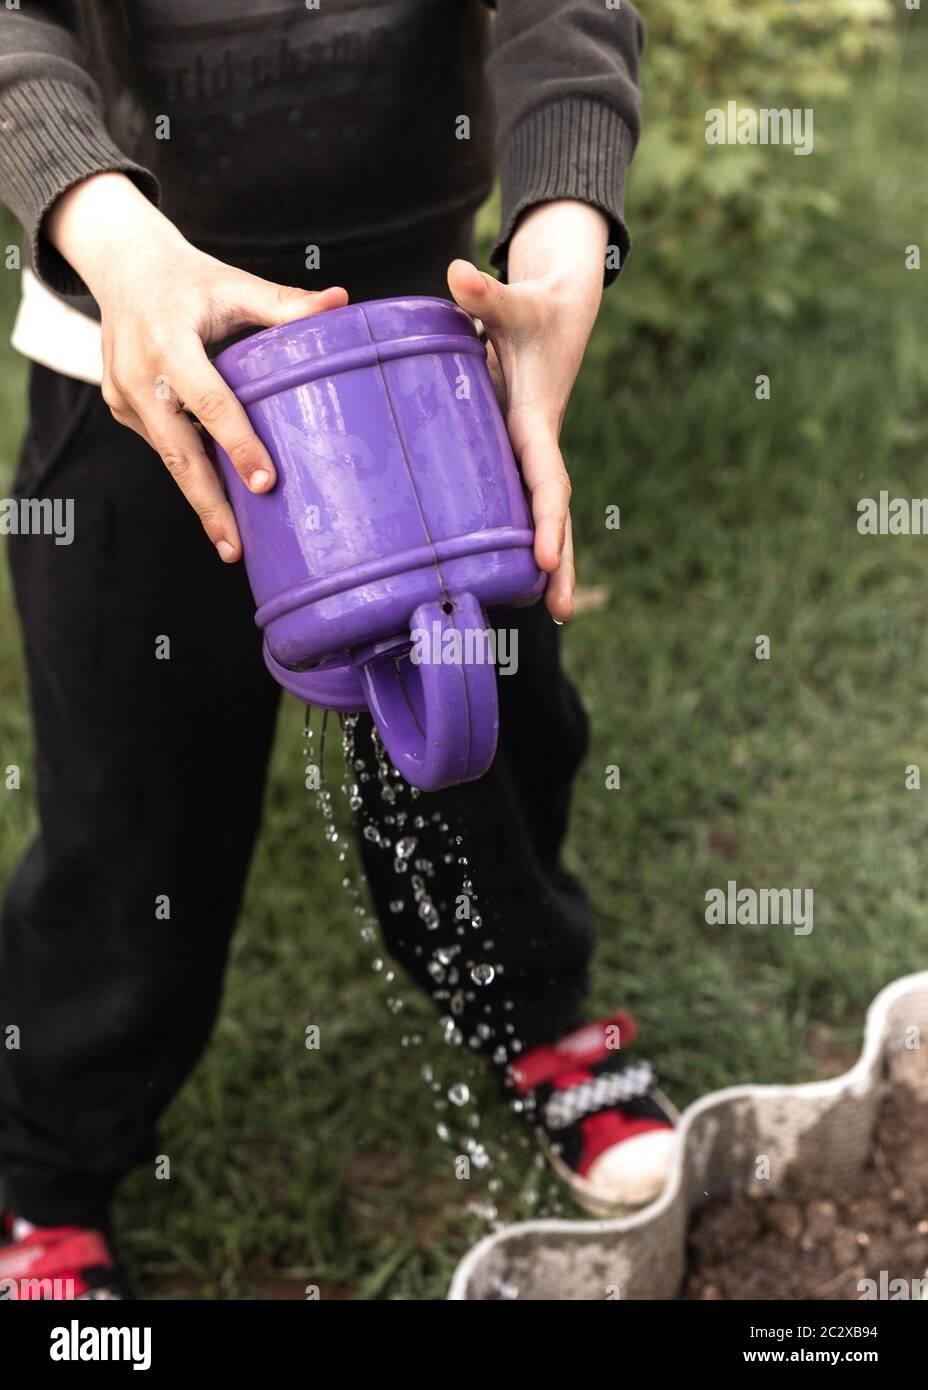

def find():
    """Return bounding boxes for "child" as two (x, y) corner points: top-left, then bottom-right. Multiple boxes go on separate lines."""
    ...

(0, 0), (673, 1299)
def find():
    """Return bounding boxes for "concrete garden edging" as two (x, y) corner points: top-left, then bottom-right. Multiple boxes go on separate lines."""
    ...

(447, 971), (928, 1300)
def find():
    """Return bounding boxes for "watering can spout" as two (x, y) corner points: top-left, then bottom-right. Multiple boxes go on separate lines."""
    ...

(263, 593), (499, 793)
(353, 592), (498, 792)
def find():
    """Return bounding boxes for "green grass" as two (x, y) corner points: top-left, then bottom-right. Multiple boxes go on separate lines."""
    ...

(1, 29), (927, 1299)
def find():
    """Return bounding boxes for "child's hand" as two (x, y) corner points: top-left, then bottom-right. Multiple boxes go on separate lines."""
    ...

(447, 200), (609, 622)
(47, 172), (348, 562)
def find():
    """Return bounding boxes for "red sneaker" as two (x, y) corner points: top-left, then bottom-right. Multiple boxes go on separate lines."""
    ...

(509, 1012), (678, 1217)
(0, 1210), (127, 1300)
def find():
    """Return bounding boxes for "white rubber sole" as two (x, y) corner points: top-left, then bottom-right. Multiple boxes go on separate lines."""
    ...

(542, 1089), (681, 1220)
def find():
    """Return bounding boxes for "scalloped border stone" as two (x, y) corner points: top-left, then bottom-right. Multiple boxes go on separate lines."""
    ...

(448, 970), (928, 1300)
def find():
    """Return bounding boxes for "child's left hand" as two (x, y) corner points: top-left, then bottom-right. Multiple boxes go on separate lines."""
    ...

(447, 200), (609, 622)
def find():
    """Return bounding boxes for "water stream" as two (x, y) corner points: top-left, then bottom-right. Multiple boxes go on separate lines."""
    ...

(302, 708), (564, 1229)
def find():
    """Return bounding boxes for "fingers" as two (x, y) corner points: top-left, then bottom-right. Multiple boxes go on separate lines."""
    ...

(227, 277), (348, 331)
(96, 266), (349, 563)
(531, 468), (571, 581)
(510, 420), (574, 619)
(151, 408), (242, 561)
(165, 342), (278, 493)
(138, 401), (242, 560)
(102, 356), (242, 561)
(515, 425), (571, 573)
(447, 258), (511, 333)
(545, 513), (575, 623)
(448, 255), (580, 623)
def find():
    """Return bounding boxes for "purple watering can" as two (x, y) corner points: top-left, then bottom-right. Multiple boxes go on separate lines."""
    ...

(211, 296), (545, 792)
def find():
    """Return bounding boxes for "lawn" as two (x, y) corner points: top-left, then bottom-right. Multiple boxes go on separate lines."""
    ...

(1, 24), (927, 1299)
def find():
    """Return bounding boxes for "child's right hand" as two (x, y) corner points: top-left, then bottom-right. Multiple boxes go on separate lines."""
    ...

(46, 172), (347, 562)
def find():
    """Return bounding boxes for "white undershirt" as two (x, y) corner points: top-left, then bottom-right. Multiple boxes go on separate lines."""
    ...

(11, 268), (104, 385)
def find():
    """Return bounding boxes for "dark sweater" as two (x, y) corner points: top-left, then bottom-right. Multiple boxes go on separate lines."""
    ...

(0, 0), (644, 305)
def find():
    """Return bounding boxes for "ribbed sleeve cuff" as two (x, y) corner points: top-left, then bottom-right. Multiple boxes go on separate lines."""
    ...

(0, 77), (160, 297)
(491, 97), (636, 288)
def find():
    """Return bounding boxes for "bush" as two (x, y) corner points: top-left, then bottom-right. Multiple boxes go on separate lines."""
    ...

(622, 0), (896, 346)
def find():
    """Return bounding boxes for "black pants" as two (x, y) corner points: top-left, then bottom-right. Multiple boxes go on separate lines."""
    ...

(0, 354), (594, 1229)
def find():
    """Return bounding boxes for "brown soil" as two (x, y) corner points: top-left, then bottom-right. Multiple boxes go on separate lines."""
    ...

(684, 1050), (928, 1300)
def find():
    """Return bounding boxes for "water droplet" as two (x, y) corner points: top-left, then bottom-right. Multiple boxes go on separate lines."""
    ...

(389, 899), (404, 914)
(448, 1083), (470, 1106)
(470, 963), (495, 986)
(468, 1200), (499, 1223)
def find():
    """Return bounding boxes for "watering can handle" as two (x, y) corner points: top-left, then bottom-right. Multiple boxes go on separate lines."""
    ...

(355, 591), (498, 792)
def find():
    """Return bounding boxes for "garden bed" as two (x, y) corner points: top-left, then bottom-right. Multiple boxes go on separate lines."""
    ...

(684, 1049), (928, 1300)
(448, 973), (928, 1300)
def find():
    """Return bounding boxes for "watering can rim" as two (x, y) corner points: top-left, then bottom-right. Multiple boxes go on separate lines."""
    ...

(214, 294), (476, 376)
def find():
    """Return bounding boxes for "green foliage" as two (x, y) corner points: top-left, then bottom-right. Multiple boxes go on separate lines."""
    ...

(624, 0), (897, 345)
